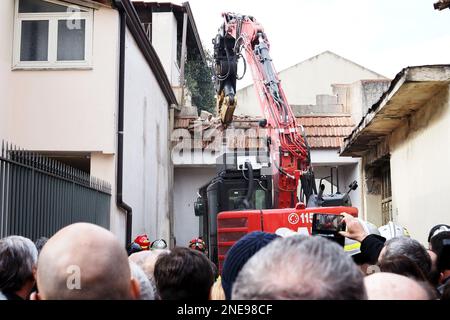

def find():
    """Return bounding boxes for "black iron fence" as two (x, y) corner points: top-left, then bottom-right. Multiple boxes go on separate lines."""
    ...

(0, 141), (111, 240)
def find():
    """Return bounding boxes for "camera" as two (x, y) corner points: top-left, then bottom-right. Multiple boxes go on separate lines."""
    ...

(311, 213), (346, 246)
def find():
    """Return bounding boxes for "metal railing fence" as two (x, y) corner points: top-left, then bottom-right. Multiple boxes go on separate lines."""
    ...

(0, 141), (111, 240)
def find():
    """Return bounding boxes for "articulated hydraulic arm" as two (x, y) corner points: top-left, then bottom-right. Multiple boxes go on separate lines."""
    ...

(213, 13), (316, 208)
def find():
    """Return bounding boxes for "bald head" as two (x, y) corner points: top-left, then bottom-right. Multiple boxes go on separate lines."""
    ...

(129, 249), (169, 278)
(364, 272), (429, 300)
(36, 223), (138, 300)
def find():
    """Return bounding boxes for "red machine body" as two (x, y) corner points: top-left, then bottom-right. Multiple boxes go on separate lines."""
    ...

(214, 13), (310, 209)
(217, 207), (358, 271)
(210, 13), (359, 271)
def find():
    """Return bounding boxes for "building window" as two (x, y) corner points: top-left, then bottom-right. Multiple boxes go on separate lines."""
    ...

(13, 0), (93, 69)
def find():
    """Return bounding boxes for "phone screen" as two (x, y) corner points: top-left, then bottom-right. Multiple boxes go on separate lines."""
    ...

(314, 214), (344, 232)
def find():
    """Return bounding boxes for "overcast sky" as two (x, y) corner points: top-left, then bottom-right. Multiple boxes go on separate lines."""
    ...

(166, 0), (450, 88)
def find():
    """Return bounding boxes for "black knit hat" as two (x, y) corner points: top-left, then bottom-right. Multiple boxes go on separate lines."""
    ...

(221, 231), (279, 300)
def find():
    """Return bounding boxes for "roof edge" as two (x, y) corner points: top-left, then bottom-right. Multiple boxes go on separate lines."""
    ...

(237, 50), (387, 92)
(115, 0), (178, 105)
(183, 2), (206, 63)
(340, 65), (450, 156)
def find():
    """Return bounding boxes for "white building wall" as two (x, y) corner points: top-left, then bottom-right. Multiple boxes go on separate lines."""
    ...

(389, 85), (450, 244)
(173, 167), (216, 247)
(346, 80), (391, 127)
(6, 5), (119, 152)
(151, 12), (180, 87)
(311, 149), (358, 166)
(236, 51), (386, 117)
(0, 2), (126, 241)
(0, 0), (14, 140)
(123, 28), (171, 242)
(90, 152), (125, 243)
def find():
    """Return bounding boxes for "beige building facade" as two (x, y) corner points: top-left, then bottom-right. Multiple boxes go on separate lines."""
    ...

(235, 51), (387, 117)
(341, 65), (450, 244)
(0, 0), (178, 245)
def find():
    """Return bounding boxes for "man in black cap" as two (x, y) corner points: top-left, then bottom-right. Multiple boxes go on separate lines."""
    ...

(221, 231), (279, 300)
(428, 224), (450, 249)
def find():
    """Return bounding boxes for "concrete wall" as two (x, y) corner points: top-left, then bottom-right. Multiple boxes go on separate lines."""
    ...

(151, 12), (180, 87)
(90, 152), (125, 242)
(123, 28), (171, 242)
(124, 28), (170, 241)
(173, 167), (216, 247)
(361, 175), (383, 227)
(236, 51), (386, 117)
(389, 85), (450, 244)
(343, 80), (391, 126)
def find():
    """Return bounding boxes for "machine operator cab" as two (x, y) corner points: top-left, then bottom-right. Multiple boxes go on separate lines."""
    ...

(194, 152), (272, 265)
(194, 153), (358, 267)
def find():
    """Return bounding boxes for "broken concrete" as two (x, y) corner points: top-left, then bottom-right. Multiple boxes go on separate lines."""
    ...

(200, 110), (213, 121)
(178, 105), (198, 118)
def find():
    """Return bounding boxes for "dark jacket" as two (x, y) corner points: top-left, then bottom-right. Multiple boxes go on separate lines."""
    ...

(438, 276), (450, 295)
(0, 290), (24, 300)
(360, 234), (386, 265)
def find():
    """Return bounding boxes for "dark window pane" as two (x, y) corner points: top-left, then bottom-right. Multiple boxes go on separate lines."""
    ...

(19, 0), (68, 13)
(57, 20), (85, 61)
(20, 20), (49, 61)
(19, 0), (83, 13)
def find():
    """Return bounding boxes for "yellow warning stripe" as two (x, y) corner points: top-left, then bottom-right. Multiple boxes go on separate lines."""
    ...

(344, 242), (361, 251)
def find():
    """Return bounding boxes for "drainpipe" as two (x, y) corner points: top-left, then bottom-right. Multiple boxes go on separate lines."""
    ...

(114, 0), (132, 247)
(179, 12), (188, 106)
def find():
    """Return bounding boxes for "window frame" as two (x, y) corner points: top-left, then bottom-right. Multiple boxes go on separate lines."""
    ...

(12, 0), (93, 69)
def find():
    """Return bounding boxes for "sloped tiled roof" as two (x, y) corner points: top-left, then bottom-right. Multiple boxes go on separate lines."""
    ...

(173, 114), (354, 150)
(296, 116), (354, 148)
(341, 65), (450, 157)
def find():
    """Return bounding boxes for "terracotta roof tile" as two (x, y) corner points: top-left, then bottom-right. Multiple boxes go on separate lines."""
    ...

(173, 115), (354, 149)
(174, 118), (191, 129)
(296, 116), (354, 127)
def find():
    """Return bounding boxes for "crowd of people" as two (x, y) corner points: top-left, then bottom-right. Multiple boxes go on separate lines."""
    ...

(0, 214), (449, 300)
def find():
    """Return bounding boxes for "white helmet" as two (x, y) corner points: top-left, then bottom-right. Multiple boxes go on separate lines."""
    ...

(275, 227), (299, 238)
(344, 219), (380, 256)
(362, 220), (380, 237)
(378, 221), (410, 240)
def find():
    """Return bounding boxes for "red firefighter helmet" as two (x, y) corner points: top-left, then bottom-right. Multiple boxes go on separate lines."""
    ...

(189, 237), (207, 253)
(133, 234), (151, 250)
